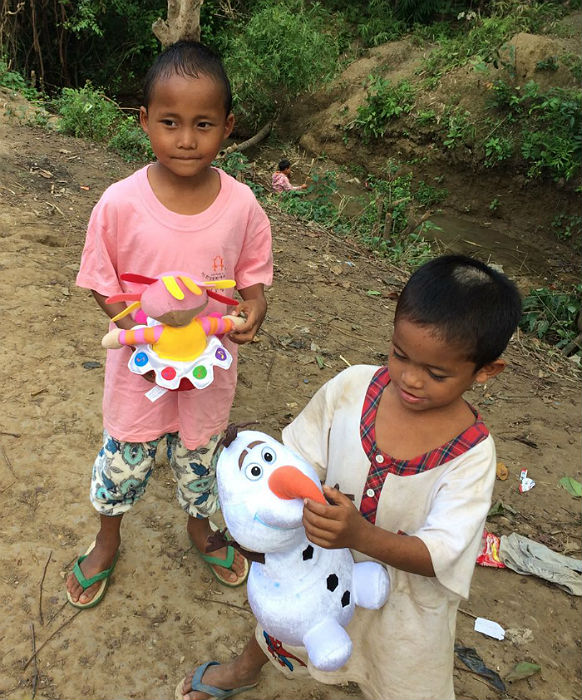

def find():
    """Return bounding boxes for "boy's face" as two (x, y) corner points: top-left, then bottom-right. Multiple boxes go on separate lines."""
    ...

(140, 73), (234, 182)
(388, 318), (503, 413)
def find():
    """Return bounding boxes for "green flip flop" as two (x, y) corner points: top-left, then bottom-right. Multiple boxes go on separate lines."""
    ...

(66, 541), (119, 609)
(197, 536), (249, 588)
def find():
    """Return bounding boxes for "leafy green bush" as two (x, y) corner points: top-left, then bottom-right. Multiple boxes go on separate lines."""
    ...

(223, 2), (340, 128)
(351, 77), (415, 141)
(535, 56), (559, 72)
(483, 135), (513, 167)
(216, 151), (266, 197)
(442, 107), (475, 149)
(108, 115), (153, 162)
(0, 61), (40, 101)
(551, 214), (582, 245)
(561, 53), (582, 82)
(55, 84), (151, 162)
(415, 179), (448, 206)
(55, 84), (120, 141)
(520, 285), (582, 352)
(486, 80), (582, 180)
(419, 2), (568, 83)
(351, 173), (434, 265)
(273, 165), (434, 265)
(279, 172), (340, 224)
(329, 0), (407, 47)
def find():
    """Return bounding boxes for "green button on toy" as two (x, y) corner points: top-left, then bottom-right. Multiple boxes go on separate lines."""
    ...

(193, 365), (208, 379)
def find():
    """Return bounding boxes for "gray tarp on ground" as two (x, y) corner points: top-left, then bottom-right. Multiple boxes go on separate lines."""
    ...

(499, 532), (582, 595)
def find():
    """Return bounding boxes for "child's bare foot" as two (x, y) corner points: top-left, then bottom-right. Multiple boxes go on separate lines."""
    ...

(66, 535), (120, 605)
(177, 660), (259, 700)
(187, 519), (248, 586)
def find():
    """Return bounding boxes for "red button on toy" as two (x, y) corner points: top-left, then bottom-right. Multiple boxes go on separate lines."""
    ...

(161, 367), (176, 380)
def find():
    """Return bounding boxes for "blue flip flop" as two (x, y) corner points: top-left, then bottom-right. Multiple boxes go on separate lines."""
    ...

(174, 661), (257, 700)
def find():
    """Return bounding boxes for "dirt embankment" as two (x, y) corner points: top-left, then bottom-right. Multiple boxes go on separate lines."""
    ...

(277, 14), (581, 242)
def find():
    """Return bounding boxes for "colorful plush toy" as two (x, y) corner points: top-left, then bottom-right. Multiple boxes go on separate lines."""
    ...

(101, 272), (244, 399)
(216, 430), (390, 672)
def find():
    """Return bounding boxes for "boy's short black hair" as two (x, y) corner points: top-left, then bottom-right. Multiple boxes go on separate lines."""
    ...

(143, 40), (232, 114)
(394, 254), (522, 369)
(278, 159), (291, 171)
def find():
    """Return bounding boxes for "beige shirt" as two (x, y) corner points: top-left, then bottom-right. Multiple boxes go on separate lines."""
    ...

(282, 365), (496, 700)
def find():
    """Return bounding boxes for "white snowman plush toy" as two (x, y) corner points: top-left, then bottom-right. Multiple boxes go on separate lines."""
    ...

(216, 430), (390, 672)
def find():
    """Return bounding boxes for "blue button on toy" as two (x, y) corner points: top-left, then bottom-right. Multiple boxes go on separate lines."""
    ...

(135, 352), (149, 367)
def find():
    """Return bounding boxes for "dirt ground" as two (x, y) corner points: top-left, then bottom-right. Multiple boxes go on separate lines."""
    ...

(0, 85), (581, 700)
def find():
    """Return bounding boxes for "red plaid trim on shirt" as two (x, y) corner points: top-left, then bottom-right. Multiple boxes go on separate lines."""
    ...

(359, 366), (489, 524)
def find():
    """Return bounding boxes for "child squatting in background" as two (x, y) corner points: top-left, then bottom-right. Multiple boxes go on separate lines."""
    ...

(176, 254), (521, 700)
(271, 158), (307, 193)
(66, 40), (273, 607)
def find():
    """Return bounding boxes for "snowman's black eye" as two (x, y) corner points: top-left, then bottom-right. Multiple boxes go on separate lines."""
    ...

(245, 463), (263, 481)
(261, 447), (276, 463)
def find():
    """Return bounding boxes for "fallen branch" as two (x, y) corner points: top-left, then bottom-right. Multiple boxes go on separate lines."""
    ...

(38, 552), (52, 625)
(0, 445), (16, 478)
(23, 610), (81, 670)
(0, 481), (15, 496)
(30, 623), (39, 699)
(218, 122), (272, 159)
(189, 595), (251, 614)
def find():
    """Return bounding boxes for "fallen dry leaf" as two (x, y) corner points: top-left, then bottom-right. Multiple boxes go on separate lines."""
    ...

(496, 461), (509, 480)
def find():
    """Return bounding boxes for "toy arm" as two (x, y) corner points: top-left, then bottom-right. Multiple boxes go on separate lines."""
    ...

(199, 315), (245, 336)
(101, 325), (164, 349)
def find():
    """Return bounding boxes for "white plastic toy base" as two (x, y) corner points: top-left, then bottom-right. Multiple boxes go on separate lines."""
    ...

(128, 332), (232, 391)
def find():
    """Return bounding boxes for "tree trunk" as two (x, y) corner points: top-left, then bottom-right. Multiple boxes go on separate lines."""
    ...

(152, 0), (203, 48)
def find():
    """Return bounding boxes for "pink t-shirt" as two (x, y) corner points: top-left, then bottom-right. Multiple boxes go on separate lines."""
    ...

(272, 172), (302, 193)
(77, 165), (273, 448)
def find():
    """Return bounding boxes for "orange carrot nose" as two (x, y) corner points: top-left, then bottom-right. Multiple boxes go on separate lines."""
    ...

(268, 466), (326, 504)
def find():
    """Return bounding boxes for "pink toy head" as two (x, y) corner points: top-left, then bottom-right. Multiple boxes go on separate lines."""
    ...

(106, 272), (238, 324)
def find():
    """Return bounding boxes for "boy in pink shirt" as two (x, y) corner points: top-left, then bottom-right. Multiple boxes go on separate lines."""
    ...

(272, 158), (307, 193)
(66, 40), (273, 608)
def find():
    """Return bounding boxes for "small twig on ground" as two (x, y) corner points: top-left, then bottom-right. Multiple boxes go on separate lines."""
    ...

(265, 355), (275, 385)
(331, 323), (377, 345)
(0, 445), (16, 478)
(44, 201), (65, 217)
(458, 608), (478, 620)
(189, 595), (251, 615)
(30, 623), (39, 699)
(339, 355), (352, 367)
(0, 481), (15, 496)
(38, 551), (52, 625)
(0, 431), (21, 438)
(45, 601), (68, 627)
(30, 388), (47, 398)
(22, 610), (81, 670)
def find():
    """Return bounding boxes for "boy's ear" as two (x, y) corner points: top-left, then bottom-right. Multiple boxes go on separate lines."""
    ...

(224, 112), (235, 139)
(474, 359), (506, 384)
(139, 106), (149, 133)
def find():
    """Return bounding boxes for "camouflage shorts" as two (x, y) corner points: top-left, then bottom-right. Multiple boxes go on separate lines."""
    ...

(90, 430), (221, 518)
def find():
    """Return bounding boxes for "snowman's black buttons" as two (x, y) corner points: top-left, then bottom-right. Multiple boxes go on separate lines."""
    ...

(302, 545), (314, 560)
(341, 590), (351, 607)
(327, 574), (339, 591)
